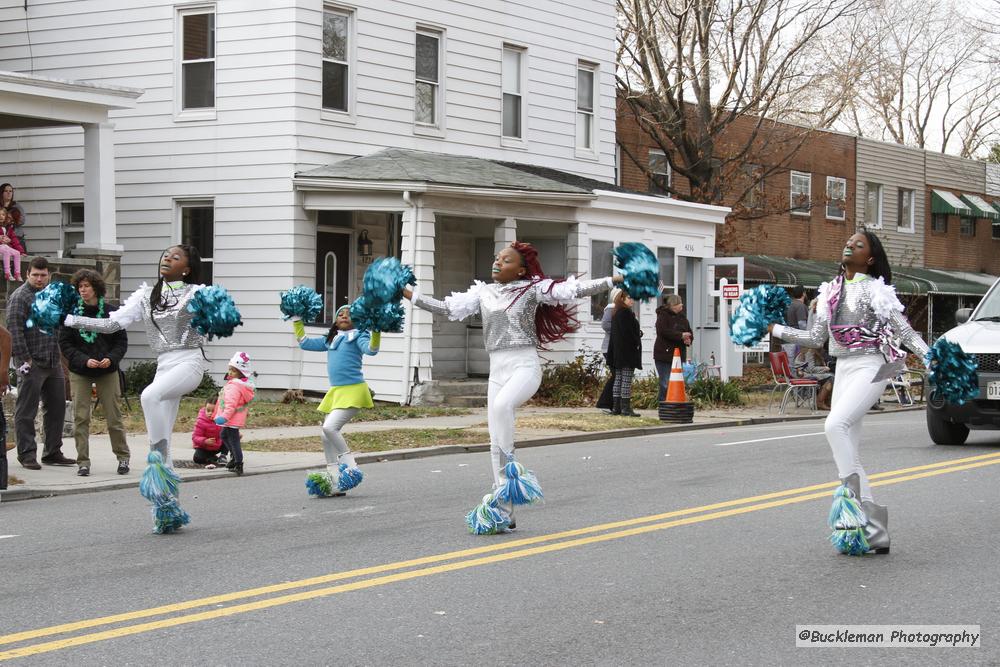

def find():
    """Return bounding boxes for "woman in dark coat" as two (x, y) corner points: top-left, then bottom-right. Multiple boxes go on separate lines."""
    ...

(608, 289), (643, 417)
(654, 294), (693, 402)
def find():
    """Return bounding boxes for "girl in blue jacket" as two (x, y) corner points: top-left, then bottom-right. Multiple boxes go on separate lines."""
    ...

(294, 304), (380, 496)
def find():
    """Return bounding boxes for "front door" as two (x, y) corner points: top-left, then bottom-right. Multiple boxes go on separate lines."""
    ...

(316, 230), (351, 326)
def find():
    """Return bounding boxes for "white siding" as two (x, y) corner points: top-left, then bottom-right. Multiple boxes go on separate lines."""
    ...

(855, 139), (926, 267)
(986, 163), (1000, 197)
(0, 0), (620, 394)
(924, 152), (987, 192)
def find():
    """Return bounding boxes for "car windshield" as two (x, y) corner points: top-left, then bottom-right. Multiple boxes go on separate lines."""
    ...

(973, 279), (1000, 320)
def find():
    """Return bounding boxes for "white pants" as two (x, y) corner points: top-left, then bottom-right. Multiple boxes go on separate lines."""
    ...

(321, 407), (358, 469)
(824, 355), (888, 502)
(140, 349), (208, 467)
(487, 348), (542, 487)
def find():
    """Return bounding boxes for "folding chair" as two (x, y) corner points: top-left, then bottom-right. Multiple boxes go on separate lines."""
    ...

(768, 351), (818, 414)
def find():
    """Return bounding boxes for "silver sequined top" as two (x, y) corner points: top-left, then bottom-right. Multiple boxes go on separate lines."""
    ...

(65, 283), (206, 355)
(413, 276), (613, 352)
(773, 275), (928, 359)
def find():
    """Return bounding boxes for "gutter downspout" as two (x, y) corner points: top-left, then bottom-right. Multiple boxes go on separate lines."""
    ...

(401, 190), (418, 405)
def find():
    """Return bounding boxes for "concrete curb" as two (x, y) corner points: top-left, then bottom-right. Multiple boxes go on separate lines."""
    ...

(1, 405), (925, 503)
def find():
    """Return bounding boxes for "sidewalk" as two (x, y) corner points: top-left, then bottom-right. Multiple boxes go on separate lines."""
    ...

(1, 403), (924, 502)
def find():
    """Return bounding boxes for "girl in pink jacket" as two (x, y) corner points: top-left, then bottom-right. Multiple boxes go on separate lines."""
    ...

(212, 351), (255, 475)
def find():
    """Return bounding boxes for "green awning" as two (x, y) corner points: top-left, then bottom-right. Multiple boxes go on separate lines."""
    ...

(930, 189), (972, 216)
(741, 255), (993, 296)
(959, 193), (1000, 220)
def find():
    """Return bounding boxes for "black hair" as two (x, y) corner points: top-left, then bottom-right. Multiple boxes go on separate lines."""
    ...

(150, 244), (201, 314)
(791, 285), (805, 299)
(859, 229), (891, 284)
(28, 256), (50, 272)
(324, 305), (352, 344)
(71, 268), (107, 299)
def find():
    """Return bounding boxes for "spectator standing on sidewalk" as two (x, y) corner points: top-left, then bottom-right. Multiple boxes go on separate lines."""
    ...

(653, 293), (693, 402)
(58, 269), (130, 477)
(0, 325), (11, 493)
(608, 289), (643, 417)
(7, 256), (74, 470)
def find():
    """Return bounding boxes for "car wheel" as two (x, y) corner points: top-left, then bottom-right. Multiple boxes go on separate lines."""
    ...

(926, 406), (970, 445)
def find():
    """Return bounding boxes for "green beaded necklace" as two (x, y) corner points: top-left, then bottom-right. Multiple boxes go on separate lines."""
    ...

(76, 297), (105, 344)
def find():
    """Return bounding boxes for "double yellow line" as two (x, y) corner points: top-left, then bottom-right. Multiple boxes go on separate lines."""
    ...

(3, 450), (1000, 661)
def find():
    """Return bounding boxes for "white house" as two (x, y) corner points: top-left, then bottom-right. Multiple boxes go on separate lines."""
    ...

(0, 0), (729, 402)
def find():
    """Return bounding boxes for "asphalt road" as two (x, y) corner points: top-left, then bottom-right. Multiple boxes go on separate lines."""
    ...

(1, 411), (998, 666)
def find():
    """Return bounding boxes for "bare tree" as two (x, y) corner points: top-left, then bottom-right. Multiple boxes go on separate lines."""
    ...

(832, 0), (1000, 158)
(617, 0), (866, 218)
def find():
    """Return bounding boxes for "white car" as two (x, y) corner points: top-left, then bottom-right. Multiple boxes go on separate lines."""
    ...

(926, 275), (1000, 445)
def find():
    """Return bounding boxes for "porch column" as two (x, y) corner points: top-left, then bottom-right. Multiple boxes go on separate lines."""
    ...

(77, 121), (124, 253)
(400, 196), (436, 402)
(567, 222), (588, 276)
(494, 217), (517, 254)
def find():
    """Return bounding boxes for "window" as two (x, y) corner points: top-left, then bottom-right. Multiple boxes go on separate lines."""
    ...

(502, 45), (524, 139)
(576, 63), (596, 151)
(931, 213), (948, 233)
(993, 222), (1000, 240)
(790, 171), (811, 216)
(590, 240), (613, 320)
(657, 247), (675, 293)
(648, 149), (670, 195)
(897, 189), (915, 232)
(826, 176), (847, 220)
(180, 203), (214, 284)
(61, 202), (84, 256)
(414, 30), (441, 126)
(179, 8), (215, 111)
(960, 216), (976, 237)
(865, 182), (883, 228)
(742, 163), (765, 209)
(323, 8), (351, 112)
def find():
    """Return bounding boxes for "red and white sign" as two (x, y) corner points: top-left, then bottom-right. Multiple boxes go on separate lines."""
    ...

(722, 284), (742, 300)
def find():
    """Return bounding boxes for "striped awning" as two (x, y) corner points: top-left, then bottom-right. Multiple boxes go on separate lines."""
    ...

(930, 189), (972, 216)
(960, 193), (1000, 220)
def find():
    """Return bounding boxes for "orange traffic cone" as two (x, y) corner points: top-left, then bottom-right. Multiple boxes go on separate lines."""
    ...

(659, 348), (694, 424)
(665, 348), (687, 403)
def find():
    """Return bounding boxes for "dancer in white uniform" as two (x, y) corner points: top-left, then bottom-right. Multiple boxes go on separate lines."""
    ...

(65, 245), (209, 467)
(405, 242), (623, 531)
(770, 231), (928, 554)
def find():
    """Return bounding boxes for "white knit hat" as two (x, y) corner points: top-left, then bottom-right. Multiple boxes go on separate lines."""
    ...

(229, 351), (252, 377)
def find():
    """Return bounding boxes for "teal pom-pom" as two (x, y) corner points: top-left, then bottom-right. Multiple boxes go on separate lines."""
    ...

(336, 463), (364, 491)
(925, 338), (979, 405)
(26, 281), (78, 335)
(139, 451), (189, 534)
(363, 257), (416, 303)
(465, 493), (511, 535)
(349, 294), (406, 333)
(305, 471), (336, 497)
(612, 242), (660, 301)
(495, 456), (543, 506)
(729, 284), (791, 346)
(827, 485), (866, 530)
(280, 285), (323, 323)
(831, 527), (870, 555)
(187, 285), (243, 340)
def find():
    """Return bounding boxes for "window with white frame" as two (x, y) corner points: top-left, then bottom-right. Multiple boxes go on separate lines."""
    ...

(590, 240), (613, 320)
(865, 182), (883, 228)
(897, 188), (915, 232)
(180, 202), (214, 284)
(322, 8), (351, 112)
(414, 30), (441, 126)
(576, 63), (596, 151)
(826, 176), (847, 220)
(657, 247), (675, 294)
(61, 202), (84, 255)
(790, 171), (811, 215)
(648, 149), (670, 195)
(179, 8), (215, 110)
(502, 45), (524, 139)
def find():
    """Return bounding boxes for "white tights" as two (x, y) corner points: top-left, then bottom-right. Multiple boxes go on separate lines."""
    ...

(322, 407), (359, 471)
(140, 349), (207, 467)
(824, 355), (889, 502)
(487, 349), (542, 487)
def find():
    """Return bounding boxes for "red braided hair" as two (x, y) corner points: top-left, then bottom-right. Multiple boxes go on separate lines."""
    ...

(507, 241), (579, 346)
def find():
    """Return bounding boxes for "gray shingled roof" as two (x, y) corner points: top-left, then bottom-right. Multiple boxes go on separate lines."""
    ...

(296, 148), (596, 194)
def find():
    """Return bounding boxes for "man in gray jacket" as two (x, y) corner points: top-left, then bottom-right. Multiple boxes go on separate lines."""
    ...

(7, 256), (74, 469)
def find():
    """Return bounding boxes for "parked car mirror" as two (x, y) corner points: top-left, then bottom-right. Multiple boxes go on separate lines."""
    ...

(955, 308), (972, 324)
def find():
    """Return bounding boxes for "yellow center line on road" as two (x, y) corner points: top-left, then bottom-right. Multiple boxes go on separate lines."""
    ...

(2, 451), (999, 660)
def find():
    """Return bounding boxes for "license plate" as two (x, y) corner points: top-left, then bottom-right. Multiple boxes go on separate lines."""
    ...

(989, 381), (1000, 401)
